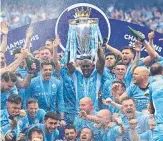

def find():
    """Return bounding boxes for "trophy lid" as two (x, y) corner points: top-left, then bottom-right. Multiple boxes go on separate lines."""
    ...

(69, 7), (98, 25)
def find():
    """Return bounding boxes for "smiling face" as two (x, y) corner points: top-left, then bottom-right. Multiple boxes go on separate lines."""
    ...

(64, 128), (77, 141)
(115, 64), (127, 80)
(39, 48), (52, 61)
(44, 118), (58, 134)
(27, 102), (39, 119)
(80, 59), (94, 78)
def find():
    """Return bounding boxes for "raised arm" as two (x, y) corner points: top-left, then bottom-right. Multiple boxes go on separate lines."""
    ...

(0, 21), (9, 53)
(24, 26), (33, 52)
(96, 47), (105, 75)
(52, 35), (61, 72)
(129, 119), (141, 141)
(143, 40), (157, 59)
(142, 30), (160, 64)
(148, 30), (155, 49)
(0, 49), (28, 75)
(16, 63), (36, 88)
(103, 98), (122, 110)
(131, 40), (141, 73)
(105, 44), (122, 58)
(111, 83), (128, 103)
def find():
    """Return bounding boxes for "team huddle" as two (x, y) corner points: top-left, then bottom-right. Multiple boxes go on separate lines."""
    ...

(0, 21), (163, 141)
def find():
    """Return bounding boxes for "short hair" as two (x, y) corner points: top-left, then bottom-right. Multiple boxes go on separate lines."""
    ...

(150, 63), (163, 76)
(13, 48), (21, 56)
(44, 112), (58, 121)
(7, 94), (22, 104)
(105, 52), (116, 59)
(26, 98), (38, 107)
(112, 80), (126, 90)
(1, 72), (17, 83)
(116, 61), (126, 67)
(28, 126), (43, 140)
(46, 38), (55, 42)
(64, 125), (76, 133)
(39, 46), (52, 54)
(33, 50), (39, 55)
(122, 46), (134, 54)
(40, 60), (54, 68)
(121, 97), (135, 104)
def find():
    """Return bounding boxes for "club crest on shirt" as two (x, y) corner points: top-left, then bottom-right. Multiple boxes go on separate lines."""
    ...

(34, 119), (39, 124)
(18, 120), (23, 126)
(52, 84), (56, 88)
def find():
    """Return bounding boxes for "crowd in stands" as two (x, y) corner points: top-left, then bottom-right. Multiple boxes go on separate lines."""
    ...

(106, 4), (163, 33)
(0, 4), (163, 140)
(0, 3), (163, 33)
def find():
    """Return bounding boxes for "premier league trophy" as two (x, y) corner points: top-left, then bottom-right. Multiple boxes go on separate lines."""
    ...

(61, 7), (103, 64)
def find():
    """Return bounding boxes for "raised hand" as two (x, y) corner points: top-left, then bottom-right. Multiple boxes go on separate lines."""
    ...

(133, 40), (142, 52)
(112, 83), (121, 96)
(5, 132), (14, 140)
(10, 119), (17, 129)
(53, 35), (60, 48)
(19, 109), (26, 117)
(60, 119), (66, 127)
(114, 116), (123, 125)
(148, 30), (155, 40)
(0, 21), (9, 35)
(102, 98), (112, 106)
(79, 110), (87, 119)
(129, 119), (138, 129)
(112, 113), (119, 122)
(20, 48), (29, 59)
(26, 26), (33, 39)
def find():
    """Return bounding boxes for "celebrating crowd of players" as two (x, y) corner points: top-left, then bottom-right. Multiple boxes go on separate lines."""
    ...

(0, 20), (163, 141)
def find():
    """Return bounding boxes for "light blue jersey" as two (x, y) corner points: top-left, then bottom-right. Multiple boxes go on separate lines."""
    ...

(152, 124), (163, 141)
(16, 67), (27, 79)
(126, 83), (149, 111)
(149, 75), (163, 84)
(0, 109), (29, 137)
(140, 130), (153, 141)
(125, 60), (145, 87)
(101, 124), (121, 141)
(73, 69), (101, 111)
(35, 123), (59, 141)
(74, 114), (101, 141)
(149, 78), (163, 140)
(28, 75), (64, 112)
(102, 77), (129, 100)
(60, 67), (76, 124)
(100, 66), (115, 91)
(149, 78), (163, 124)
(1, 86), (18, 109)
(157, 56), (163, 66)
(27, 109), (46, 126)
(121, 111), (149, 141)
(15, 68), (28, 109)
